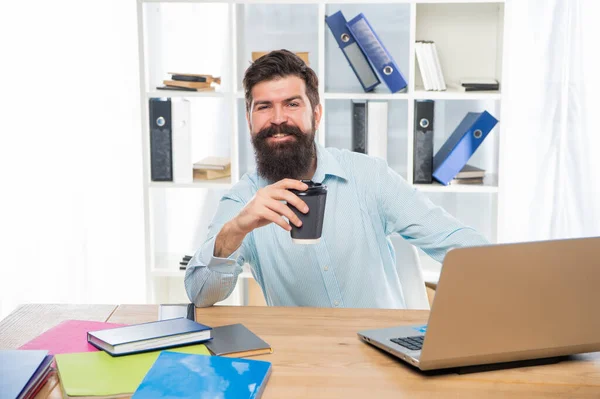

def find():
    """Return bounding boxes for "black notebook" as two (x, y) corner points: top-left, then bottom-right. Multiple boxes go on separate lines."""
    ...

(205, 323), (272, 358)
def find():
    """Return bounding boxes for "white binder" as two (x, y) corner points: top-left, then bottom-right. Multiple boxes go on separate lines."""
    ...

(171, 99), (192, 183)
(367, 101), (388, 161)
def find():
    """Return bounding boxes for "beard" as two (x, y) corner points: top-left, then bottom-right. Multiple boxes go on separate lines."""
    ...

(251, 121), (316, 183)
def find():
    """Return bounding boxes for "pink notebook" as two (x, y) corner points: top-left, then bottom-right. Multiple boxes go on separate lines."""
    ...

(19, 320), (127, 355)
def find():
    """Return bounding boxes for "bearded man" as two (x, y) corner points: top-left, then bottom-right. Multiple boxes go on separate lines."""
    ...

(184, 50), (488, 308)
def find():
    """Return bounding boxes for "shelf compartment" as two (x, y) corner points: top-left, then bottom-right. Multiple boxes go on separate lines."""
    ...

(324, 3), (411, 94)
(236, 4), (319, 91)
(414, 3), (504, 93)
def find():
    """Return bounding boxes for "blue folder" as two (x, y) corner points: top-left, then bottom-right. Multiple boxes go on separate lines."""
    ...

(0, 350), (52, 399)
(432, 111), (498, 185)
(346, 13), (408, 93)
(132, 351), (272, 399)
(325, 11), (380, 92)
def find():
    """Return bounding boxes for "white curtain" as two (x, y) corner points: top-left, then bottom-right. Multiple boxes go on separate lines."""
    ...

(501, 0), (600, 242)
(0, 1), (146, 318)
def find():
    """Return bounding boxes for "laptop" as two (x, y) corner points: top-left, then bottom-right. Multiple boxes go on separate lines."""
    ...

(358, 236), (600, 372)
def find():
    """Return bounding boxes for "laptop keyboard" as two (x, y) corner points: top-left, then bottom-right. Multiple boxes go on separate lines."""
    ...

(390, 335), (424, 351)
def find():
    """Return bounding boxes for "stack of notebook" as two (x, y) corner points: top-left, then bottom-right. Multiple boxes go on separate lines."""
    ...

(157, 73), (221, 92)
(12, 314), (272, 398)
(449, 164), (486, 185)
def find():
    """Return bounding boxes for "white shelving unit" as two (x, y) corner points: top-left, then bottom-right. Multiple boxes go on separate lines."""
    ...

(136, 0), (508, 303)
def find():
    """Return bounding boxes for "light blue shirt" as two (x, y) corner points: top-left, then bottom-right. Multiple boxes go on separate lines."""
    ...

(185, 142), (489, 308)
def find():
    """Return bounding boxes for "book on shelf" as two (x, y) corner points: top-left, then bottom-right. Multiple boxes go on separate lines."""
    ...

(163, 80), (212, 90)
(168, 72), (221, 85)
(415, 41), (446, 91)
(156, 85), (196, 92)
(193, 157), (231, 180)
(87, 318), (212, 356)
(157, 73), (222, 91)
(451, 78), (500, 92)
(449, 177), (485, 185)
(252, 51), (309, 65)
(455, 164), (485, 179)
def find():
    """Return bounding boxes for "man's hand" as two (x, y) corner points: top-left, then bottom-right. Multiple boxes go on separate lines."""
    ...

(234, 179), (309, 234)
(214, 179), (309, 258)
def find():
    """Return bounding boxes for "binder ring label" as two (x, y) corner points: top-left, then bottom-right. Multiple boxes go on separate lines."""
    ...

(419, 118), (430, 129)
(383, 66), (394, 75)
(156, 116), (166, 127)
(473, 129), (483, 139)
(341, 33), (350, 43)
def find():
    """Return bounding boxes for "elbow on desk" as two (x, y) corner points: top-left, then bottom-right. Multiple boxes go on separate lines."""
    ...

(184, 265), (238, 308)
(184, 266), (215, 308)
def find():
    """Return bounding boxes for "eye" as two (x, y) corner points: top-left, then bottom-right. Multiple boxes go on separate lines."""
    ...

(256, 105), (270, 111)
(288, 102), (299, 108)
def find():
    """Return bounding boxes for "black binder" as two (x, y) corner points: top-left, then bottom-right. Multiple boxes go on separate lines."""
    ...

(149, 98), (173, 181)
(351, 100), (368, 154)
(413, 100), (434, 184)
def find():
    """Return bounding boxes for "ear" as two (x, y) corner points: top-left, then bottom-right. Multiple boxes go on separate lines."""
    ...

(313, 103), (323, 131)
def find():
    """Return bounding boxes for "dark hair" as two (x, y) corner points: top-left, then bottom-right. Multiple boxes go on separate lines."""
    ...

(243, 49), (320, 113)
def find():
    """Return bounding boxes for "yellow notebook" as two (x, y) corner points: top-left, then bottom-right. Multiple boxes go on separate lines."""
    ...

(55, 344), (210, 398)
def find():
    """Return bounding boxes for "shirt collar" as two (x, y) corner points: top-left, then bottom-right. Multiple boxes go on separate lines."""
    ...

(311, 141), (348, 184)
(256, 141), (348, 187)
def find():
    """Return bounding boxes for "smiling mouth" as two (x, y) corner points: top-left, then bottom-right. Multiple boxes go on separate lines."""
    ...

(269, 133), (294, 139)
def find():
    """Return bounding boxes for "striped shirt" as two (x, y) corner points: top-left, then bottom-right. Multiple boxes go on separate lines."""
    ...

(185, 142), (489, 308)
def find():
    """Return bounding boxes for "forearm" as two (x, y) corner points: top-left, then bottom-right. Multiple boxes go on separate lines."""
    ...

(214, 218), (248, 258)
(184, 227), (246, 307)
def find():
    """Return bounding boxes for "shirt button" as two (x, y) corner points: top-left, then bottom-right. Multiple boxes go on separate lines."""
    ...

(324, 266), (329, 271)
(334, 301), (339, 306)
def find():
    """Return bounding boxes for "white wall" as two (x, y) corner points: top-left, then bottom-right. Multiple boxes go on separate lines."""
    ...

(0, 1), (147, 317)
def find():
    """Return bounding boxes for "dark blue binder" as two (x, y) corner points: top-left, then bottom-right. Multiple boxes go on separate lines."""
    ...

(346, 13), (408, 93)
(325, 11), (380, 92)
(432, 111), (498, 186)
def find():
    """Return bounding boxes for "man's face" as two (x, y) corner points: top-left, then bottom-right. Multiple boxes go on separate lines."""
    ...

(247, 76), (322, 183)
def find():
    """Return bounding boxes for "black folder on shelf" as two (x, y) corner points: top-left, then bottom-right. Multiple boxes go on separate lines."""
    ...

(149, 98), (173, 182)
(413, 100), (434, 184)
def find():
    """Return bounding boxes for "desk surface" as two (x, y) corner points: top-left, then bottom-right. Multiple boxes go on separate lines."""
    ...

(1, 304), (600, 398)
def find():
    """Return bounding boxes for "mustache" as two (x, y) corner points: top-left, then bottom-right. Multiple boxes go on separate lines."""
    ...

(255, 123), (304, 141)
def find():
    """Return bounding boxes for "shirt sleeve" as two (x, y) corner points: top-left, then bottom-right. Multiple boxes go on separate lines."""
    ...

(184, 193), (254, 307)
(375, 158), (490, 262)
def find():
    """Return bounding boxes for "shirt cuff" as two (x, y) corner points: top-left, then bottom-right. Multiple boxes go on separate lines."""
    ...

(199, 235), (242, 274)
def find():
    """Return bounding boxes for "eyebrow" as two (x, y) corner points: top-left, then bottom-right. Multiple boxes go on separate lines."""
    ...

(253, 96), (305, 108)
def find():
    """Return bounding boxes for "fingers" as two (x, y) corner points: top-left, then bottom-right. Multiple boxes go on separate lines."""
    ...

(258, 207), (292, 231)
(264, 198), (303, 227)
(270, 188), (309, 214)
(273, 178), (308, 191)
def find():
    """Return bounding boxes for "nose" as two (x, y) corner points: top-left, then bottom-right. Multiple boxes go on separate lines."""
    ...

(271, 105), (287, 125)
